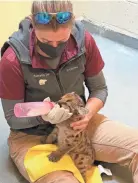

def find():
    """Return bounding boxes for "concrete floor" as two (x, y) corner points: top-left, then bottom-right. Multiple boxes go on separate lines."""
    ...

(0, 34), (138, 183)
(87, 34), (138, 128)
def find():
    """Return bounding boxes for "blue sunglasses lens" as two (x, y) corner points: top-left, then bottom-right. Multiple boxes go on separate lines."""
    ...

(56, 12), (72, 24)
(34, 12), (72, 25)
(35, 12), (51, 24)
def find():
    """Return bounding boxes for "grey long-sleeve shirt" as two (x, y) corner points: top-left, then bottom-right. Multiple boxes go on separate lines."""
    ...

(1, 71), (108, 131)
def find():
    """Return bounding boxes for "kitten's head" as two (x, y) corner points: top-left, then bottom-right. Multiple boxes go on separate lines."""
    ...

(58, 92), (88, 116)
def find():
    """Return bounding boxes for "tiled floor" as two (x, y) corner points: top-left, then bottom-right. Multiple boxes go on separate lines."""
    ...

(0, 34), (137, 183)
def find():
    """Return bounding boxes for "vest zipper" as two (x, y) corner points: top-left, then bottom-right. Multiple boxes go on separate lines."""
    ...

(55, 72), (64, 95)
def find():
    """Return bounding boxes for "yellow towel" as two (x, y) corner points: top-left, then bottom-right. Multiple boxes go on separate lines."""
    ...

(24, 144), (103, 183)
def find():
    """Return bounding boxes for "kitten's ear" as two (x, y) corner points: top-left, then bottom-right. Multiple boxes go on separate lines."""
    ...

(77, 107), (89, 115)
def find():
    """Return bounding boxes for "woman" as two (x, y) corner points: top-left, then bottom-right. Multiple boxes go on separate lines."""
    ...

(0, 1), (138, 183)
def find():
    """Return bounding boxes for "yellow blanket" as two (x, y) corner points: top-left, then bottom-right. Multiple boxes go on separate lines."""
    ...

(24, 144), (103, 183)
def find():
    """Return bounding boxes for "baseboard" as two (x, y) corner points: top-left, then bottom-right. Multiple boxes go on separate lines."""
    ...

(82, 19), (138, 50)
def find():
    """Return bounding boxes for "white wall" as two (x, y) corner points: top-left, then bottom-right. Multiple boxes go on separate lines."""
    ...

(0, 2), (31, 47)
(73, 0), (138, 38)
(0, 1), (138, 47)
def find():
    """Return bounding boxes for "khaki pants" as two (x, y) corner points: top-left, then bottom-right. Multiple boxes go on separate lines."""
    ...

(8, 114), (138, 183)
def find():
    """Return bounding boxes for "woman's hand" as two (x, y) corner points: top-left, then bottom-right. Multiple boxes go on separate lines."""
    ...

(71, 97), (104, 131)
(41, 97), (73, 124)
(70, 114), (91, 131)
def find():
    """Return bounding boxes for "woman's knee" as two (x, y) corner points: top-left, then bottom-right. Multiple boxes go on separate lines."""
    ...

(36, 171), (79, 183)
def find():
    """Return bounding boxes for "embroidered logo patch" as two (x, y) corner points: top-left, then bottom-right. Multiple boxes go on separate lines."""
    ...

(39, 79), (47, 85)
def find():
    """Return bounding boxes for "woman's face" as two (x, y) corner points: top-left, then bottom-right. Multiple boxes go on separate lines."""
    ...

(35, 27), (71, 47)
(35, 27), (72, 58)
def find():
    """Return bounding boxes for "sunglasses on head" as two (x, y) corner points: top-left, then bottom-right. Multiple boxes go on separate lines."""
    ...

(34, 12), (72, 25)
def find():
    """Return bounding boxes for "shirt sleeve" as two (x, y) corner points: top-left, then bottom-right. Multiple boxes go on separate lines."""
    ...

(84, 32), (108, 104)
(0, 47), (24, 100)
(85, 71), (108, 104)
(0, 47), (43, 129)
(84, 31), (105, 77)
(1, 98), (44, 129)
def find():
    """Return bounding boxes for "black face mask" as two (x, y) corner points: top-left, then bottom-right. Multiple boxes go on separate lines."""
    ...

(37, 39), (67, 58)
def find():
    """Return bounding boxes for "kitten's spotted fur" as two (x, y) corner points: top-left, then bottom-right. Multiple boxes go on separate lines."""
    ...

(42, 92), (96, 181)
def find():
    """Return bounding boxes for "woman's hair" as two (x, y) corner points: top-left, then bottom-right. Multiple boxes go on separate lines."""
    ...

(31, 0), (74, 31)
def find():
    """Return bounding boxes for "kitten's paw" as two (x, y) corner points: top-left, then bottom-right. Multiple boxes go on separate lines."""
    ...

(81, 173), (86, 183)
(48, 152), (61, 162)
(40, 137), (47, 144)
